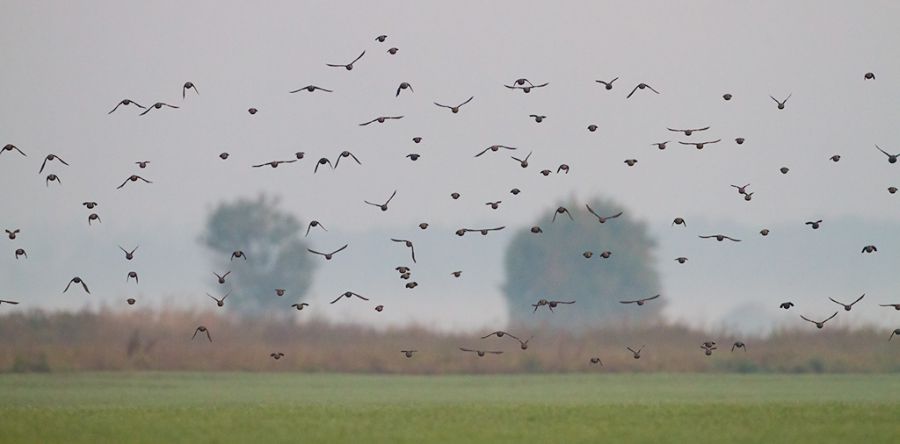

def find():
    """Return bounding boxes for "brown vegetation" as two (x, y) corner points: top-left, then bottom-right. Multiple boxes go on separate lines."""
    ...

(0, 309), (897, 373)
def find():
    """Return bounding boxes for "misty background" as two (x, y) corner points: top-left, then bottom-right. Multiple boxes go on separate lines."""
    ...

(2, 1), (900, 335)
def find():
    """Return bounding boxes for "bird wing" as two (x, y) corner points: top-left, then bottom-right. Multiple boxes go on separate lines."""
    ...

(410, 244), (416, 263)
(307, 248), (325, 256)
(584, 204), (600, 218)
(608, 211), (623, 219)
(644, 85), (660, 94)
(350, 51), (366, 64)
(678, 141), (695, 146)
(459, 348), (475, 353)
(723, 236), (741, 242)
(851, 294), (865, 305)
(828, 297), (842, 306)
(348, 153), (361, 164)
(205, 330), (212, 342)
(458, 96), (474, 107)
(626, 85), (640, 98)
(359, 118), (378, 126)
(698, 235), (715, 239)
(626, 347), (637, 353)
(434, 102), (452, 109)
(39, 157), (48, 174)
(385, 190), (397, 204)
(800, 315), (815, 324)
(108, 101), (124, 114)
(329, 295), (344, 304)
(81, 281), (90, 294)
(642, 294), (661, 302)
(824, 312), (838, 322)
(116, 178), (130, 189)
(331, 244), (348, 255)
(474, 147), (491, 157)
(0, 300), (19, 305)
(875, 145), (890, 156)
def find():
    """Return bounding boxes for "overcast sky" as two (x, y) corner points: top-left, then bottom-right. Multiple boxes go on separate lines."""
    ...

(2, 1), (899, 334)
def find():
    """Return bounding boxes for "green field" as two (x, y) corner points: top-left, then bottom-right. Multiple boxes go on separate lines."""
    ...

(0, 373), (898, 443)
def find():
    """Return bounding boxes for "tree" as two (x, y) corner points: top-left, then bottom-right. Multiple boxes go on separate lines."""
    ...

(503, 196), (664, 329)
(200, 195), (316, 315)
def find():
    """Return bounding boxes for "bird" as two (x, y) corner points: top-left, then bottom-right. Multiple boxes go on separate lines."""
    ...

(451, 271), (462, 278)
(87, 213), (101, 225)
(5, 229), (19, 240)
(108, 99), (146, 114)
(396, 82), (413, 97)
(139, 102), (179, 116)
(552, 206), (574, 222)
(270, 352), (285, 360)
(359, 116), (403, 126)
(326, 51), (365, 70)
(395, 266), (411, 274)
(0, 299), (20, 305)
(589, 357), (604, 366)
(760, 229), (770, 236)
(63, 277), (90, 294)
(879, 304), (900, 311)
(291, 303), (309, 311)
(742, 192), (754, 202)
(126, 298), (136, 305)
(583, 251), (593, 259)
(801, 312), (838, 329)
(699, 234), (741, 242)
(557, 164), (570, 174)
(289, 85), (333, 94)
(434, 96), (474, 114)
(516, 336), (533, 350)
(82, 202), (98, 209)
(626, 346), (644, 359)
(865, 72), (875, 80)
(475, 144), (517, 157)
(305, 220), (327, 237)
(723, 93), (733, 101)
(375, 305), (384, 312)
(735, 137), (746, 145)
(652, 141), (671, 150)
(459, 227), (506, 236)
(182, 82), (198, 98)
(1, 144), (26, 157)
(275, 289), (286, 297)
(780, 302), (795, 310)
(770, 93), (792, 109)
(219, 153), (229, 160)
(731, 184), (751, 195)
(510, 188), (521, 195)
(510, 151), (531, 168)
(667, 126), (710, 136)
(116, 175), (152, 189)
(626, 83), (660, 98)
(806, 220), (823, 230)
(330, 291), (369, 304)
(207, 292), (229, 307)
(595, 77), (619, 90)
(39, 154), (69, 174)
(875, 145), (899, 164)
(14, 248), (27, 259)
(675, 257), (688, 264)
(619, 294), (660, 306)
(135, 161), (150, 169)
(401, 350), (417, 358)
(530, 226), (543, 234)
(891, 329), (900, 341)
(529, 114), (546, 123)
(375, 34), (387, 42)
(418, 223), (429, 230)
(213, 271), (230, 284)
(732, 342), (747, 352)
(126, 271), (139, 284)
(829, 155), (841, 162)
(252, 160), (297, 168)
(307, 244), (348, 261)
(504, 82), (549, 93)
(391, 239), (416, 263)
(532, 299), (575, 312)
(679, 139), (721, 150)
(230, 251), (247, 261)
(314, 157), (334, 173)
(587, 124), (598, 132)
(387, 47), (399, 55)
(118, 245), (138, 260)
(701, 343), (717, 356)
(45, 174), (61, 187)
(412, 137), (422, 144)
(406, 153), (420, 161)
(247, 108), (258, 115)
(364, 190), (397, 212)
(459, 348), (502, 357)
(829, 294), (865, 311)
(624, 159), (638, 166)
(780, 167), (790, 174)
(334, 151), (362, 168)
(192, 326), (212, 342)
(585, 206), (622, 223)
(861, 245), (878, 253)
(405, 282), (418, 289)
(672, 218), (687, 227)
(485, 201), (501, 210)
(889, 187), (898, 195)
(481, 331), (518, 340)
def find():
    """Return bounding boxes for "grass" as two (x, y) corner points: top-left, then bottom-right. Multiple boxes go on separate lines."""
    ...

(0, 373), (898, 443)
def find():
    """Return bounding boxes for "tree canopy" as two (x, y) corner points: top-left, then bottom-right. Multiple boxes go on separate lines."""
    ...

(200, 195), (316, 315)
(503, 196), (664, 329)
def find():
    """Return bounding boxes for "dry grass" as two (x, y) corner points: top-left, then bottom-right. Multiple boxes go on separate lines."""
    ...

(1, 308), (897, 373)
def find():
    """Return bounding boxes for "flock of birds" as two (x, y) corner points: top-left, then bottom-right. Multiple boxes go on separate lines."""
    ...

(3, 33), (900, 366)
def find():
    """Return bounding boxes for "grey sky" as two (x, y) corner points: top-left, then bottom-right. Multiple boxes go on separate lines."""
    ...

(2, 1), (899, 333)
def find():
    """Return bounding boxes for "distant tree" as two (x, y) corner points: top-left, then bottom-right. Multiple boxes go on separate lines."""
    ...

(200, 195), (316, 315)
(503, 196), (664, 329)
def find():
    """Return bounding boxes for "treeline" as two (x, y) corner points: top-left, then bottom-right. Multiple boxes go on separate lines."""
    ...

(1, 309), (897, 373)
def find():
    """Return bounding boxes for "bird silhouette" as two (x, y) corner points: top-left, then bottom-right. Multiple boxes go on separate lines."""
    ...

(829, 294), (865, 311)
(667, 126), (710, 136)
(14, 248), (27, 259)
(481, 331), (518, 340)
(126, 271), (138, 284)
(475, 145), (517, 157)
(252, 160), (297, 168)
(532, 299), (575, 312)
(108, 99), (146, 114)
(307, 244), (348, 260)
(139, 102), (179, 116)
(39, 154), (69, 174)
(63, 277), (90, 294)
(395, 82), (413, 97)
(207, 292), (229, 307)
(679, 139), (721, 150)
(801, 312), (838, 329)
(1, 144), (26, 157)
(510, 151), (531, 168)
(270, 352), (285, 360)
(192, 326), (212, 342)
(626, 346), (644, 359)
(359, 116), (403, 126)
(595, 77), (619, 90)
(334, 151), (362, 168)
(861, 245), (878, 253)
(5, 229), (19, 240)
(230, 251), (247, 261)
(401, 350), (417, 358)
(291, 303), (309, 311)
(770, 93), (792, 109)
(289, 85), (332, 94)
(326, 51), (365, 70)
(434, 96), (474, 113)
(459, 348), (502, 357)
(780, 302), (795, 310)
(626, 83), (659, 98)
(116, 175), (152, 189)
(699, 234), (741, 242)
(391, 239), (416, 263)
(552, 206), (574, 222)
(330, 291), (369, 304)
(732, 341), (747, 352)
(619, 294), (660, 306)
(875, 145), (898, 164)
(0, 299), (20, 305)
(364, 190), (397, 212)
(585, 206), (622, 223)
(212, 271), (230, 284)
(305, 220), (327, 237)
(118, 245), (138, 260)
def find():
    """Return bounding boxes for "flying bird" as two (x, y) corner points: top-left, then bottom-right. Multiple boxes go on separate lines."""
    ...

(879, 304), (900, 311)
(45, 174), (61, 186)
(510, 151), (531, 167)
(396, 82), (413, 97)
(330, 291), (369, 304)
(314, 157), (334, 173)
(15, 248), (26, 259)
(679, 139), (721, 150)
(619, 294), (660, 306)
(305, 220), (327, 237)
(0, 299), (19, 305)
(39, 154), (69, 174)
(63, 277), (90, 294)
(326, 51), (365, 70)
(585, 205), (622, 223)
(552, 206), (574, 222)
(595, 77), (619, 90)
(459, 348), (502, 357)
(118, 245), (138, 260)
(364, 190), (397, 212)
(359, 116), (403, 126)
(401, 350), (417, 358)
(116, 175), (152, 189)
(698, 234), (741, 242)
(139, 102), (179, 116)
(334, 151), (362, 168)
(182, 82), (198, 98)
(875, 145), (898, 164)
(531, 299), (575, 312)
(252, 160), (297, 168)
(667, 126), (710, 136)
(829, 294), (865, 311)
(434, 96), (474, 114)
(391, 239), (416, 263)
(307, 244), (349, 260)
(861, 245), (878, 253)
(291, 303), (309, 311)
(192, 326), (212, 342)
(801, 312), (838, 329)
(230, 251), (247, 261)
(207, 292), (229, 307)
(627, 346), (644, 359)
(2, 144), (26, 157)
(108, 99), (146, 114)
(212, 271), (230, 284)
(626, 83), (659, 99)
(5, 229), (19, 240)
(289, 85), (333, 94)
(481, 331), (518, 340)
(732, 342), (747, 352)
(770, 93), (792, 109)
(780, 302), (795, 310)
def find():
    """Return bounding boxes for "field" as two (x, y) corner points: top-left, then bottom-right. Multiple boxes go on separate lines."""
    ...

(0, 373), (897, 443)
